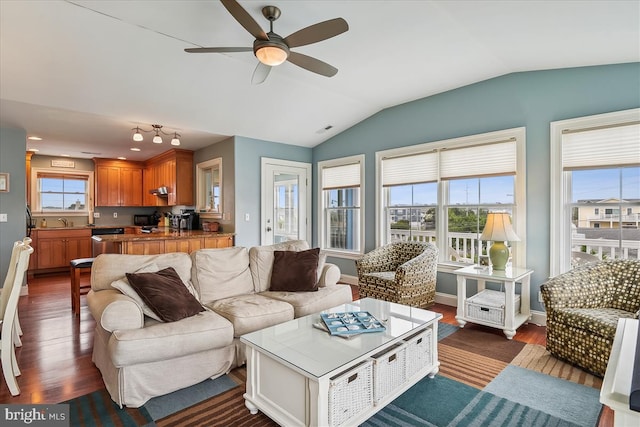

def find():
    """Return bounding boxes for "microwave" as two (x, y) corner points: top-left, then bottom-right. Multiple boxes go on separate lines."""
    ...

(134, 215), (154, 226)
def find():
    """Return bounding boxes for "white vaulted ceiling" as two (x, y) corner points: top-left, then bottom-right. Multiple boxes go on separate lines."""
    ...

(1, 0), (638, 160)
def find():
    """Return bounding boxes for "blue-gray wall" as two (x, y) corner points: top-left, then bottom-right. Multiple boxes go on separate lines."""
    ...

(233, 136), (312, 247)
(0, 127), (27, 283)
(312, 62), (640, 311)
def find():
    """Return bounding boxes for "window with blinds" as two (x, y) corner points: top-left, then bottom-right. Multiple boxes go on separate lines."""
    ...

(377, 128), (525, 267)
(550, 109), (640, 275)
(318, 155), (364, 255)
(33, 170), (91, 213)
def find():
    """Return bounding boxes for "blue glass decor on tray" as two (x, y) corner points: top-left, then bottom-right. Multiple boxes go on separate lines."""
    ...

(320, 311), (386, 336)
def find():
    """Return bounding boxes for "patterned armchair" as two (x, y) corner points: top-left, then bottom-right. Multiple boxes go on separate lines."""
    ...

(355, 241), (438, 308)
(540, 259), (640, 377)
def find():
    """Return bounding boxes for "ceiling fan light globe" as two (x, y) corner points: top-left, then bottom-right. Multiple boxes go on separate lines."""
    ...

(256, 45), (288, 66)
(171, 137), (180, 146)
(133, 132), (143, 142)
(153, 135), (163, 144)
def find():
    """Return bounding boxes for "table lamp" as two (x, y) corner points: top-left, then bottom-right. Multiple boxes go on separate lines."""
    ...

(480, 212), (520, 270)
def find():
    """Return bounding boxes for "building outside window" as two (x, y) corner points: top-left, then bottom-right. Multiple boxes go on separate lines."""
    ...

(550, 108), (640, 275)
(377, 127), (526, 268)
(318, 155), (365, 257)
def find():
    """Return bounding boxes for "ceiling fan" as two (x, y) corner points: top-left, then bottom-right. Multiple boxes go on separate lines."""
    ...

(185, 0), (349, 84)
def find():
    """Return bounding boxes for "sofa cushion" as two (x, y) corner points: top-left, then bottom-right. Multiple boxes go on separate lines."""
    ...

(191, 247), (253, 304)
(108, 310), (234, 366)
(270, 248), (320, 292)
(261, 284), (353, 318)
(92, 252), (193, 292)
(207, 294), (294, 337)
(111, 263), (163, 321)
(126, 267), (205, 322)
(249, 240), (313, 292)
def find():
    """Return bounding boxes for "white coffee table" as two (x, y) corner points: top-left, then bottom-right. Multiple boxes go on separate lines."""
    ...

(240, 298), (442, 427)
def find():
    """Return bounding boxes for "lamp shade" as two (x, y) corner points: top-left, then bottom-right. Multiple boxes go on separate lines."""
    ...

(480, 212), (519, 271)
(480, 212), (520, 242)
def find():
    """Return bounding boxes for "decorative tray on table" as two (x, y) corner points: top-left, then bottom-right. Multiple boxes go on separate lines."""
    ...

(319, 311), (386, 336)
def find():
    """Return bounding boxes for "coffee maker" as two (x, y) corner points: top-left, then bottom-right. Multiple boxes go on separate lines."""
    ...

(180, 210), (199, 230)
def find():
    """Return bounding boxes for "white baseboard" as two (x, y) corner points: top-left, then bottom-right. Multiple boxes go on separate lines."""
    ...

(344, 280), (547, 326)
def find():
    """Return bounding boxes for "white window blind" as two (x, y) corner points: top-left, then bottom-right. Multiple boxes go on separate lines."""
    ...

(382, 152), (438, 186)
(440, 140), (517, 180)
(322, 162), (361, 190)
(562, 122), (640, 170)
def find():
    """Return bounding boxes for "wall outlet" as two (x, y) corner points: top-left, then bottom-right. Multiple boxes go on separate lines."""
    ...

(0, 213), (7, 222)
(538, 291), (544, 303)
(245, 213), (250, 221)
(113, 212), (118, 218)
(93, 212), (100, 218)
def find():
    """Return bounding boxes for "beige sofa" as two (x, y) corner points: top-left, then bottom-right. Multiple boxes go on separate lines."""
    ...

(86, 240), (352, 407)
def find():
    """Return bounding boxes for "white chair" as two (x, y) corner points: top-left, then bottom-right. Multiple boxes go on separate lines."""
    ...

(0, 238), (31, 348)
(0, 240), (33, 396)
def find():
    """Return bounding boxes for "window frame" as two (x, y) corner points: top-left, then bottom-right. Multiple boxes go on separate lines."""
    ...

(376, 127), (526, 272)
(550, 108), (640, 276)
(317, 154), (365, 259)
(30, 167), (94, 215)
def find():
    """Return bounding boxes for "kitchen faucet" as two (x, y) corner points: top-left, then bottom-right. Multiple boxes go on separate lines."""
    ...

(58, 217), (69, 227)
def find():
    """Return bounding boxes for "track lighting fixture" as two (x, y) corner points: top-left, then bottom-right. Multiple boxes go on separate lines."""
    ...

(131, 124), (181, 146)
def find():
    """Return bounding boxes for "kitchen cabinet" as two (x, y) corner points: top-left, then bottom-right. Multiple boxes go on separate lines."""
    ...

(94, 159), (144, 207)
(203, 235), (233, 248)
(164, 238), (203, 254)
(144, 149), (193, 206)
(98, 231), (234, 255)
(35, 229), (92, 270)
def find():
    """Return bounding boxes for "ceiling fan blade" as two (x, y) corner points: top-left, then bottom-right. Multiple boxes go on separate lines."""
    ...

(185, 47), (252, 53)
(284, 18), (348, 48)
(287, 52), (338, 77)
(252, 62), (272, 85)
(220, 0), (268, 41)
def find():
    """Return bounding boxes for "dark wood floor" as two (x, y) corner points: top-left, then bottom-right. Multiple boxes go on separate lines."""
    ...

(0, 272), (613, 426)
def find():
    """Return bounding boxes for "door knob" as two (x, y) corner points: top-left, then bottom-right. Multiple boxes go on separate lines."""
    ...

(266, 227), (272, 232)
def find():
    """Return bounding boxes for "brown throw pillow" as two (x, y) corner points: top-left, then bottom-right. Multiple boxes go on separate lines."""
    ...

(126, 267), (204, 322)
(270, 248), (320, 292)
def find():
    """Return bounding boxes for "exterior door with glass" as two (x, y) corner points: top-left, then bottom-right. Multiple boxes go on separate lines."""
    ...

(261, 158), (311, 245)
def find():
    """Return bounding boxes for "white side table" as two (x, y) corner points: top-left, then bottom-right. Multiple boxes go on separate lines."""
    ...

(453, 265), (533, 339)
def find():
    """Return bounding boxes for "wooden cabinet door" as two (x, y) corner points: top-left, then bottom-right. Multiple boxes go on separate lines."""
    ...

(65, 236), (92, 262)
(123, 240), (164, 255)
(96, 166), (120, 206)
(203, 236), (233, 248)
(143, 166), (157, 206)
(121, 167), (143, 206)
(164, 238), (203, 254)
(37, 238), (67, 269)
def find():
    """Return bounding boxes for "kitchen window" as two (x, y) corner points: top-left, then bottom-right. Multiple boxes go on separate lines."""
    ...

(31, 169), (93, 214)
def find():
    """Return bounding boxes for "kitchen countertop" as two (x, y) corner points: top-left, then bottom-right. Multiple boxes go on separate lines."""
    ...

(34, 224), (132, 230)
(91, 228), (234, 241)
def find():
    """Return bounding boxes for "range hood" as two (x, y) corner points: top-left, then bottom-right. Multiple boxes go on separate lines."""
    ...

(150, 186), (169, 196)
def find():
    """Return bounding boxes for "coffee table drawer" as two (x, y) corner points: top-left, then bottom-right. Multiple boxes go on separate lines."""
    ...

(329, 360), (374, 426)
(405, 329), (433, 379)
(372, 343), (407, 404)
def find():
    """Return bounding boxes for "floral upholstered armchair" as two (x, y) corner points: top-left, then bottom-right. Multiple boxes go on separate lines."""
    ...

(540, 259), (640, 377)
(355, 241), (438, 308)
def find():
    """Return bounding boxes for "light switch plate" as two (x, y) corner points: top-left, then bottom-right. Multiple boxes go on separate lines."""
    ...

(113, 212), (118, 218)
(93, 212), (100, 218)
(0, 213), (7, 222)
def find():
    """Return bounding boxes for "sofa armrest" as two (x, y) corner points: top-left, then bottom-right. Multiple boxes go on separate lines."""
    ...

(319, 263), (340, 287)
(87, 289), (144, 332)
